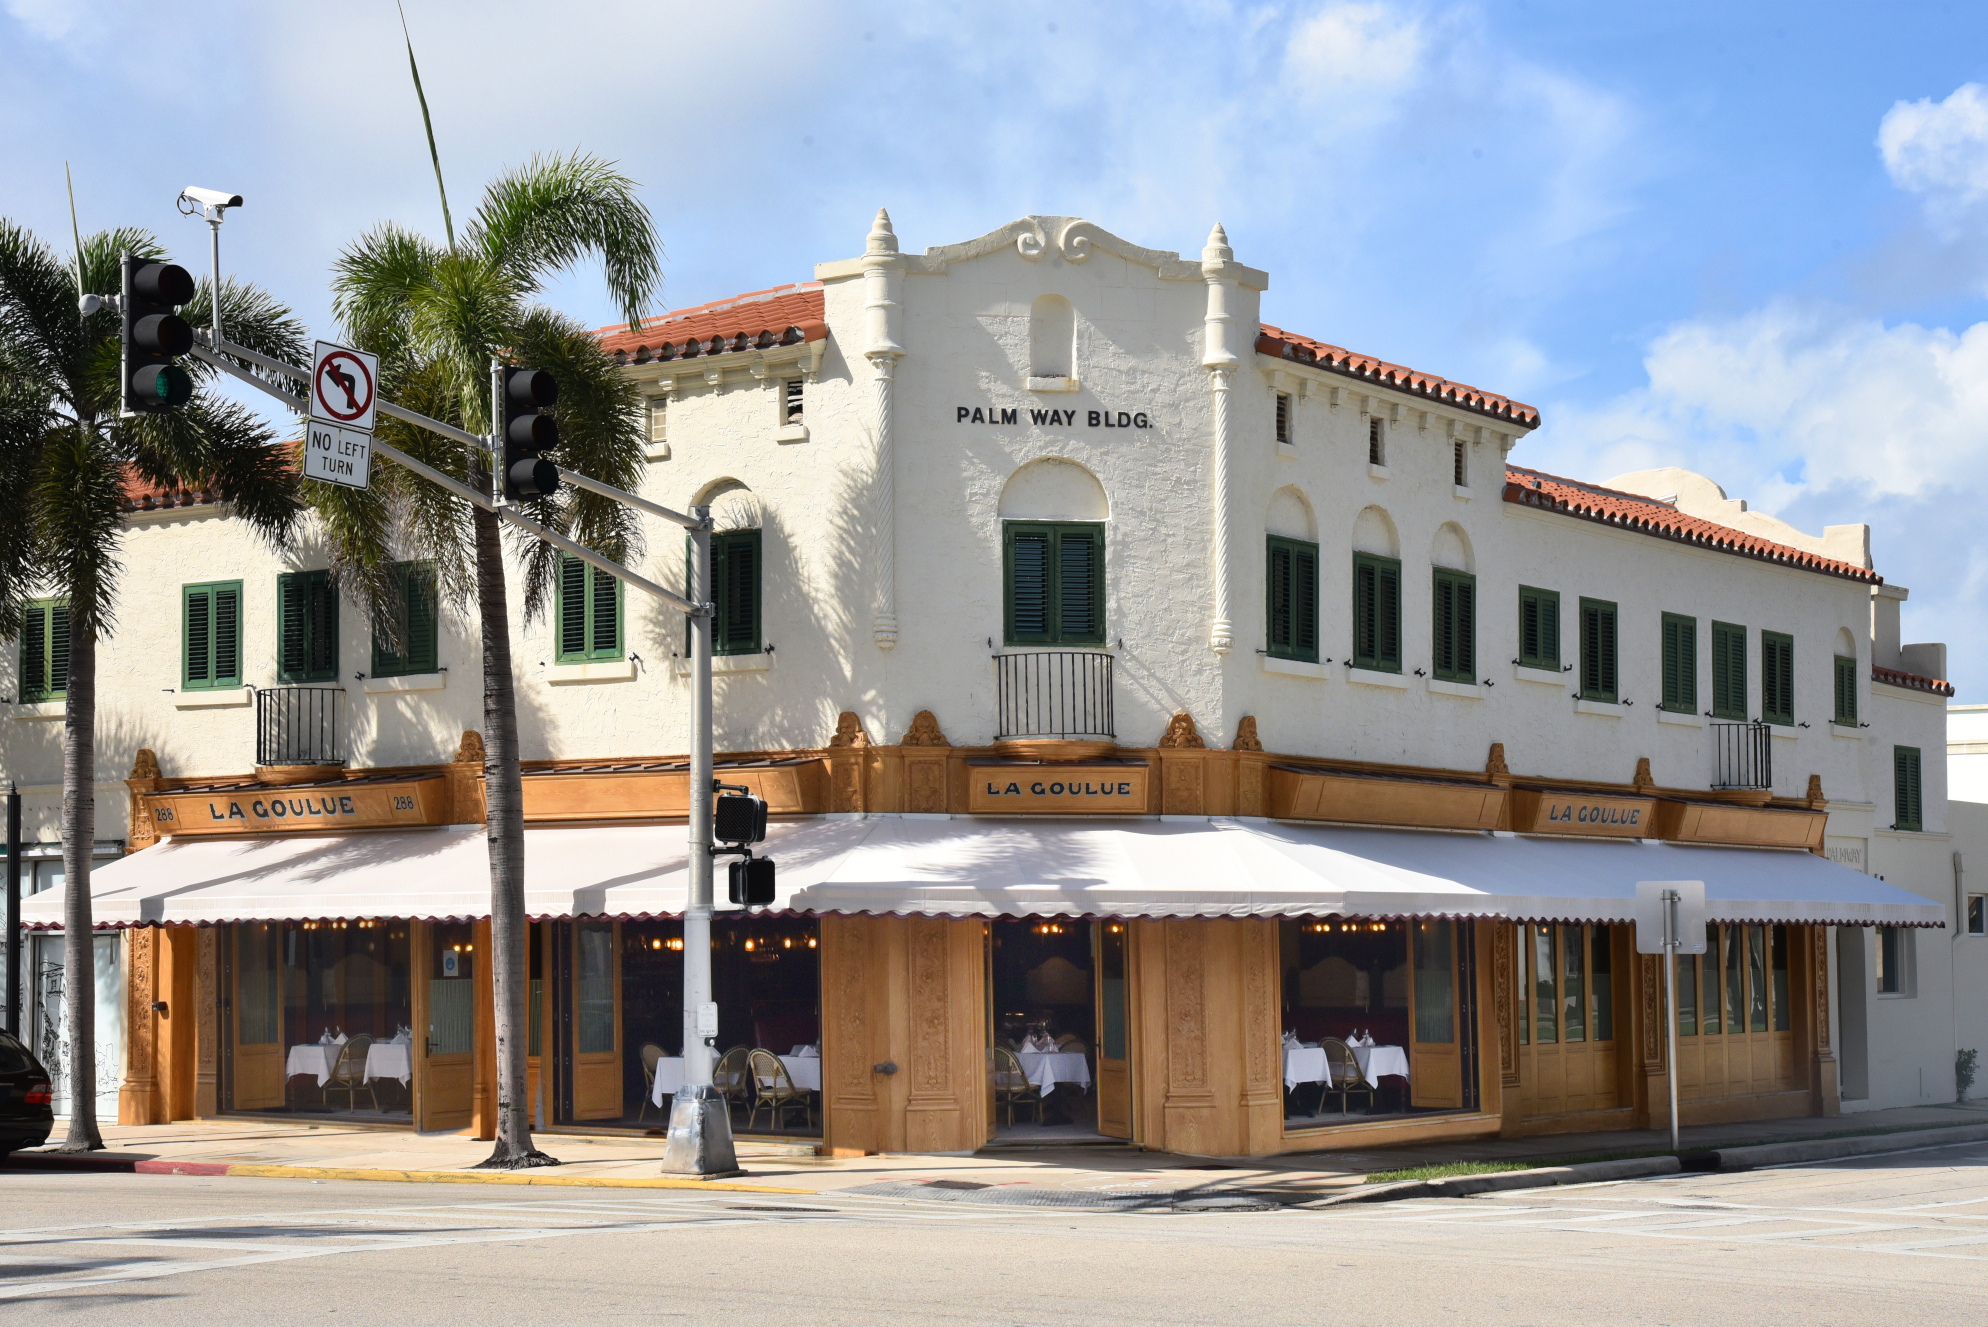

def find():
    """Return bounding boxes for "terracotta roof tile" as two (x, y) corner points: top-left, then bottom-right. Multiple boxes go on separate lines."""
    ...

(594, 284), (826, 365)
(1872, 664), (1955, 697)
(1256, 325), (1542, 428)
(1503, 465), (1882, 584)
(119, 471), (222, 514)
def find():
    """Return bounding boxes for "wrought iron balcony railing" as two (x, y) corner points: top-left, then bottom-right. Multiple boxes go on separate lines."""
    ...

(256, 686), (347, 768)
(993, 651), (1115, 742)
(1710, 720), (1772, 791)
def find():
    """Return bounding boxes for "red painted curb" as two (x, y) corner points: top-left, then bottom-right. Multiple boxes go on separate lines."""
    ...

(134, 1160), (232, 1176)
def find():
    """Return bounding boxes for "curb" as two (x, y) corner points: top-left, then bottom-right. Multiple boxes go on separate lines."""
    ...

(6, 1152), (814, 1193)
(1691, 1122), (1988, 1172)
(1310, 1155), (1682, 1206)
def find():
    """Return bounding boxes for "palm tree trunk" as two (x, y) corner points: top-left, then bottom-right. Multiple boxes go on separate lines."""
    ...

(57, 612), (102, 1151)
(471, 500), (554, 1169)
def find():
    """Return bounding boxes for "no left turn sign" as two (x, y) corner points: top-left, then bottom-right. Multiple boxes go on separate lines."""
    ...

(310, 340), (379, 433)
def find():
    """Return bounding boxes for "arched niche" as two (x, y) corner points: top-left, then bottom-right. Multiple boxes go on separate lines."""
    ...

(1352, 505), (1399, 559)
(693, 477), (761, 530)
(1835, 626), (1858, 658)
(1030, 294), (1075, 380)
(1430, 521), (1474, 573)
(1267, 486), (1317, 541)
(999, 457), (1108, 522)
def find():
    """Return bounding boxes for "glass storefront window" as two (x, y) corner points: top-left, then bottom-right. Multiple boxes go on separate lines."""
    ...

(1591, 924), (1613, 1042)
(1514, 926), (1529, 1045)
(1746, 925), (1768, 1032)
(1724, 924), (1744, 1037)
(1771, 925), (1790, 1031)
(577, 921), (616, 1054)
(1560, 923), (1585, 1044)
(1676, 950), (1698, 1036)
(1412, 921), (1455, 1044)
(1099, 922), (1127, 1062)
(1702, 923), (1723, 1035)
(429, 922), (474, 1055)
(1532, 926), (1557, 1044)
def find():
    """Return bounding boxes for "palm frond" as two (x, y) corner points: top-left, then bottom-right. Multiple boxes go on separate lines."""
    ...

(0, 218), (87, 410)
(467, 152), (661, 328)
(332, 223), (444, 378)
(31, 423), (124, 632)
(0, 375), (59, 636)
(121, 393), (302, 546)
(180, 277), (311, 401)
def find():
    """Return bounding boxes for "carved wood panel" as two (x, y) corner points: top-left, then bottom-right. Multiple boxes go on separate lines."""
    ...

(907, 759), (947, 815)
(1640, 953), (1664, 1072)
(1165, 922), (1207, 1094)
(195, 926), (218, 1117)
(1241, 922), (1275, 1098)
(1162, 758), (1204, 816)
(908, 920), (951, 1096)
(1493, 923), (1518, 1086)
(1811, 925), (1830, 1053)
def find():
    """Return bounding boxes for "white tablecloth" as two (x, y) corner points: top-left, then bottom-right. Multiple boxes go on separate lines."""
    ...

(1353, 1043), (1410, 1088)
(365, 1042), (412, 1085)
(649, 1056), (685, 1106)
(1281, 1043), (1411, 1089)
(779, 1055), (822, 1092)
(285, 1043), (340, 1086)
(1018, 1050), (1090, 1095)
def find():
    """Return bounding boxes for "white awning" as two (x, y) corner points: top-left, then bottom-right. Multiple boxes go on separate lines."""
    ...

(24, 816), (1945, 929)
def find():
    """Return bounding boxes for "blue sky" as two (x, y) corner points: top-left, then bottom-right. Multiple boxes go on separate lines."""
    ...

(6, 0), (1986, 697)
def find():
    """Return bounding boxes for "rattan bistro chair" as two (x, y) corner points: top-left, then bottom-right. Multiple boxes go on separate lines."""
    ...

(637, 1043), (666, 1123)
(993, 1046), (1043, 1128)
(1318, 1038), (1374, 1116)
(713, 1045), (754, 1121)
(328, 1034), (379, 1113)
(746, 1049), (814, 1133)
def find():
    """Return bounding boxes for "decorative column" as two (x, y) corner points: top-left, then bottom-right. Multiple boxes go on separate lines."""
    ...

(864, 209), (907, 649)
(1201, 223), (1241, 656)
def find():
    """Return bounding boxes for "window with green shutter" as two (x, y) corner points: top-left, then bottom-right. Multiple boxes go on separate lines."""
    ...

(276, 569), (339, 684)
(371, 561), (439, 678)
(1761, 630), (1794, 726)
(1710, 620), (1747, 719)
(713, 530), (761, 656)
(1579, 597), (1618, 703)
(1661, 613), (1697, 713)
(183, 581), (243, 690)
(1265, 536), (1319, 663)
(1833, 655), (1858, 726)
(1893, 745), (1923, 831)
(555, 554), (623, 663)
(1351, 553), (1401, 672)
(17, 598), (69, 703)
(1518, 586), (1559, 670)
(1003, 522), (1104, 646)
(1431, 568), (1476, 682)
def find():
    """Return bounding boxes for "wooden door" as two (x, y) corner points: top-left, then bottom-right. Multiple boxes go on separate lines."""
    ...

(1408, 919), (1462, 1108)
(417, 920), (475, 1130)
(231, 923), (284, 1109)
(1515, 924), (1623, 1117)
(525, 922), (547, 1130)
(1094, 921), (1133, 1138)
(571, 919), (623, 1120)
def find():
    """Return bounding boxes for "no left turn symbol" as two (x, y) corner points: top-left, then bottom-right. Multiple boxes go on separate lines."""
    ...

(310, 340), (380, 433)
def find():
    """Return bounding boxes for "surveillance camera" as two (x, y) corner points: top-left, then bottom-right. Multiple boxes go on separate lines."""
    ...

(179, 186), (243, 212)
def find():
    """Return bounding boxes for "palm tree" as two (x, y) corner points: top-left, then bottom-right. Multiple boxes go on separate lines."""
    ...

(0, 219), (306, 1148)
(317, 152), (657, 1167)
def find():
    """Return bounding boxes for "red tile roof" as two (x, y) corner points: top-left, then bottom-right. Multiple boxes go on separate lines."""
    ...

(1504, 465), (1883, 584)
(594, 284), (826, 365)
(1872, 665), (1955, 697)
(120, 472), (222, 514)
(1256, 325), (1541, 428)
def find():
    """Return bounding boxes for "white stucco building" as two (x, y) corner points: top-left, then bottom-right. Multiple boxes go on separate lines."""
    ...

(4, 213), (1970, 1149)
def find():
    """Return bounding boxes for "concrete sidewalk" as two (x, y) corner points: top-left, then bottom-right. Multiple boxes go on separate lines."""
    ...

(10, 1099), (1987, 1202)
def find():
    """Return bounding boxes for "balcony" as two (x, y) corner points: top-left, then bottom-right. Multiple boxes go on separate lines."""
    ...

(256, 686), (347, 770)
(993, 651), (1115, 744)
(1710, 720), (1772, 791)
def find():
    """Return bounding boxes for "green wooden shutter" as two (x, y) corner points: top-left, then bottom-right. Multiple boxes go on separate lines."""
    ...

(1894, 746), (1923, 831)
(182, 581), (243, 690)
(278, 571), (337, 684)
(18, 599), (68, 703)
(1293, 542), (1318, 660)
(1518, 587), (1562, 670)
(1056, 526), (1103, 643)
(590, 562), (620, 657)
(1661, 613), (1697, 712)
(1580, 598), (1618, 702)
(1266, 537), (1318, 662)
(1266, 540), (1293, 655)
(1431, 569), (1475, 681)
(213, 584), (241, 686)
(713, 530), (761, 656)
(185, 587), (211, 688)
(372, 562), (439, 678)
(1711, 621), (1746, 719)
(1762, 631), (1794, 726)
(1005, 525), (1051, 645)
(1376, 558), (1400, 669)
(1353, 557), (1377, 667)
(557, 555), (588, 661)
(1833, 655), (1857, 726)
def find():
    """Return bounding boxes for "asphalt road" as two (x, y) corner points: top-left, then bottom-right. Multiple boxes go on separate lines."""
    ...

(1, 1138), (1985, 1324)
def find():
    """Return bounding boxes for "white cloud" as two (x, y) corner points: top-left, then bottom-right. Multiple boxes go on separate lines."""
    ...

(1879, 82), (1988, 231)
(1281, 2), (1426, 118)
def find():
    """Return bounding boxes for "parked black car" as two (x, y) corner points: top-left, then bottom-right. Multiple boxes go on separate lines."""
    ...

(0, 1030), (53, 1159)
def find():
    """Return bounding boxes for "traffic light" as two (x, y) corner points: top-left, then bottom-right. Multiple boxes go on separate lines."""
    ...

(728, 856), (776, 907)
(500, 366), (560, 499)
(714, 792), (768, 845)
(121, 256), (195, 416)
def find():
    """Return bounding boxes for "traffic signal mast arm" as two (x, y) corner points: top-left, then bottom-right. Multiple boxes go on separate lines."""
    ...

(187, 339), (710, 618)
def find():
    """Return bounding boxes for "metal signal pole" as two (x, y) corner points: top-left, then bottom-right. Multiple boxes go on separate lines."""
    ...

(1663, 888), (1681, 1153)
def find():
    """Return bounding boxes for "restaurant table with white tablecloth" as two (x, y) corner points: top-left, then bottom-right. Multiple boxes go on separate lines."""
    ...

(284, 1043), (340, 1087)
(649, 1053), (820, 1106)
(1282, 1043), (1410, 1090)
(364, 1042), (413, 1085)
(1017, 1050), (1090, 1095)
